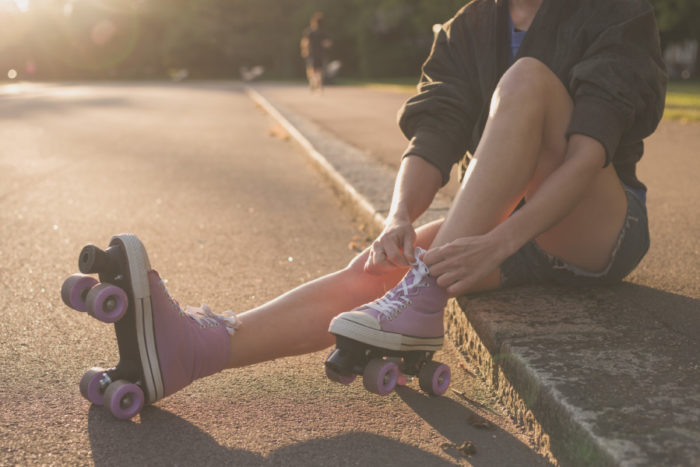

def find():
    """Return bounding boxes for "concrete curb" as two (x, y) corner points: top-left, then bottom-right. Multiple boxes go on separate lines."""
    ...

(245, 85), (700, 467)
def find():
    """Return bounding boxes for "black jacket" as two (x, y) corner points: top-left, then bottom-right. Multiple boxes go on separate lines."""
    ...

(398, 0), (667, 191)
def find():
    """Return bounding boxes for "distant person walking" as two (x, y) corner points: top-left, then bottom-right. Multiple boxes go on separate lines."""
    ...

(301, 12), (332, 92)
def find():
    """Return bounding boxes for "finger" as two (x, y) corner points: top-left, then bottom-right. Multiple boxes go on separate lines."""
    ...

(428, 254), (457, 277)
(365, 241), (382, 267)
(421, 246), (443, 267)
(384, 240), (409, 267)
(403, 236), (416, 264)
(445, 277), (474, 297)
(435, 266), (467, 289)
(435, 271), (455, 289)
(364, 259), (392, 275)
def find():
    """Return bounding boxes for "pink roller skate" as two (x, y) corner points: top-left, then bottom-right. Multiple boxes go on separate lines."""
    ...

(61, 234), (238, 420)
(325, 248), (451, 397)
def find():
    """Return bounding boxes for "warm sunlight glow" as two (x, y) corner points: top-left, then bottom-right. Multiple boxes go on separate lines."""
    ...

(13, 0), (28, 12)
(0, 0), (28, 12)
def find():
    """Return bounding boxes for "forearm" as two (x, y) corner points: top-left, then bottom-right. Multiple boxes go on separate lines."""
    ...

(387, 156), (443, 224)
(491, 135), (608, 256)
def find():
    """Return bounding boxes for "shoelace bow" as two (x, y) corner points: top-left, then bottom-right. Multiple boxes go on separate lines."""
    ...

(367, 248), (431, 321)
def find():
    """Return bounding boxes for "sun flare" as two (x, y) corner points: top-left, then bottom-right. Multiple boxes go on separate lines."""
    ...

(8, 0), (29, 12)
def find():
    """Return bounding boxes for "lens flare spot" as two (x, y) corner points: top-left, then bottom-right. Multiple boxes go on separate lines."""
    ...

(7, 69), (18, 79)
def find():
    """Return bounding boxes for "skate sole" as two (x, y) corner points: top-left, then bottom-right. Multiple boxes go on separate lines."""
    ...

(110, 234), (164, 403)
(329, 315), (443, 352)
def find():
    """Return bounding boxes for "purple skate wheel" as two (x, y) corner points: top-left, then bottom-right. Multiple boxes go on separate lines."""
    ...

(325, 365), (356, 385)
(61, 274), (98, 312)
(86, 283), (128, 323)
(363, 359), (399, 396)
(419, 361), (451, 396)
(79, 367), (107, 405)
(104, 380), (144, 420)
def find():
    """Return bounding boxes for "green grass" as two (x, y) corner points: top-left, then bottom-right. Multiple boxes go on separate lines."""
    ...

(665, 81), (700, 122)
(347, 78), (700, 122)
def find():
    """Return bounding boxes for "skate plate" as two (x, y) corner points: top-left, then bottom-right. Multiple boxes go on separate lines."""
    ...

(325, 335), (451, 396)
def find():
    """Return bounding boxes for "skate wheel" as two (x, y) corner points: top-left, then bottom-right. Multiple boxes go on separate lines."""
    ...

(86, 283), (128, 323)
(363, 358), (399, 396)
(325, 365), (356, 385)
(418, 361), (451, 396)
(104, 380), (144, 420)
(79, 367), (107, 406)
(61, 274), (98, 312)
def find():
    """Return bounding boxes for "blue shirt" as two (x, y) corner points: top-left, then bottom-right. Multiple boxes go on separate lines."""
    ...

(508, 13), (528, 63)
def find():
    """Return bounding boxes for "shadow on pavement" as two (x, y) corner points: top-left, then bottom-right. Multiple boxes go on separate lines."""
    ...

(88, 405), (454, 466)
(397, 386), (552, 466)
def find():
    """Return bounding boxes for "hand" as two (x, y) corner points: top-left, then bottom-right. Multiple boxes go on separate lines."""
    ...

(364, 218), (416, 274)
(422, 234), (509, 296)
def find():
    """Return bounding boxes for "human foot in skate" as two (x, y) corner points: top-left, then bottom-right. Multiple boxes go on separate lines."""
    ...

(325, 248), (450, 396)
(329, 247), (447, 352)
(61, 234), (239, 419)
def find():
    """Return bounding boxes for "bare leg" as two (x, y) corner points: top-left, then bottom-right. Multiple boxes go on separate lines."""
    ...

(306, 66), (317, 91)
(314, 68), (324, 93)
(227, 220), (443, 368)
(430, 58), (626, 292)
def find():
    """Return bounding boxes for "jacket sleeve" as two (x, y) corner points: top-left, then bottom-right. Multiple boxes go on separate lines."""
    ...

(398, 15), (481, 186)
(566, 0), (667, 165)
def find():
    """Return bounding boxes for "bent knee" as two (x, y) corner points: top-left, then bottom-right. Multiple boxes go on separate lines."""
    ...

(495, 58), (563, 105)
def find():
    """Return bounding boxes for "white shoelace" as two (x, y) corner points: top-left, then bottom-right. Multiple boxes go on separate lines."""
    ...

(157, 275), (241, 335)
(196, 306), (241, 336)
(367, 247), (430, 321)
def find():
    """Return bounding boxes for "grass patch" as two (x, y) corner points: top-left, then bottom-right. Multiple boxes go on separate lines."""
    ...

(346, 78), (700, 123)
(665, 81), (700, 122)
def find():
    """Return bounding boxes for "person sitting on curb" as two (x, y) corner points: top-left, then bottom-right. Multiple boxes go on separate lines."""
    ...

(70, 0), (666, 416)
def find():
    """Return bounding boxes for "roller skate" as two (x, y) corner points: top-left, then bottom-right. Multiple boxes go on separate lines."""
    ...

(325, 248), (451, 396)
(61, 234), (239, 420)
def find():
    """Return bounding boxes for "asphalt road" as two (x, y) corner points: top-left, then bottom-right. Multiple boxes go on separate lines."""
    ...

(0, 82), (552, 466)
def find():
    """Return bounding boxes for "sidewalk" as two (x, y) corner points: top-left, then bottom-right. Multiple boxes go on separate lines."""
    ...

(249, 83), (700, 466)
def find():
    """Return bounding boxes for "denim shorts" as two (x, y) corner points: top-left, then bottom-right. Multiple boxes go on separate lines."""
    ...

(500, 188), (650, 288)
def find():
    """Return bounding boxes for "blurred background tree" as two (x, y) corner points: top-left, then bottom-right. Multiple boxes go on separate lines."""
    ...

(0, 0), (464, 80)
(0, 0), (697, 81)
(649, 0), (699, 78)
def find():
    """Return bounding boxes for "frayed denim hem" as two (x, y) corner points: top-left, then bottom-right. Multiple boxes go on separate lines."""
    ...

(500, 188), (650, 288)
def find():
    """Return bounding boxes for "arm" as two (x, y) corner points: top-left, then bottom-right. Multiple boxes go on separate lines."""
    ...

(367, 12), (479, 273)
(364, 156), (442, 273)
(567, 1), (666, 161)
(398, 12), (481, 186)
